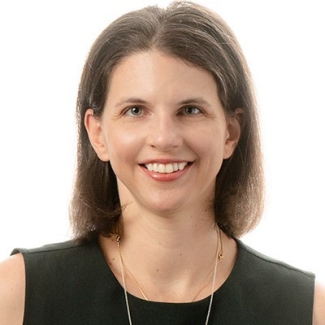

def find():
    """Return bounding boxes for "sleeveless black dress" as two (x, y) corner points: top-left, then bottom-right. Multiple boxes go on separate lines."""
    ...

(12, 238), (315, 324)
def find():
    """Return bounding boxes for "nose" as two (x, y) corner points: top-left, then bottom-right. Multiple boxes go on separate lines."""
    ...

(146, 111), (182, 151)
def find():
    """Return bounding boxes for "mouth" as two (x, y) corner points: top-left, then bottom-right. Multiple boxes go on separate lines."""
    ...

(143, 162), (190, 174)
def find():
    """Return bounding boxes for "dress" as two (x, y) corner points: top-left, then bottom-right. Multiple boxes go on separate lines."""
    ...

(12, 238), (315, 325)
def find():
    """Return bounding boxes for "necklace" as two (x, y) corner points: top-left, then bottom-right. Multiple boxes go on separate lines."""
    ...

(116, 227), (223, 325)
(119, 251), (149, 300)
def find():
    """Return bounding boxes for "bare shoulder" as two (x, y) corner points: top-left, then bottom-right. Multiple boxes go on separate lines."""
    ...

(313, 280), (325, 325)
(0, 253), (25, 325)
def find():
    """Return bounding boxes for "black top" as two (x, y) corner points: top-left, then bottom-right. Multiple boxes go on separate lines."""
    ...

(12, 238), (315, 325)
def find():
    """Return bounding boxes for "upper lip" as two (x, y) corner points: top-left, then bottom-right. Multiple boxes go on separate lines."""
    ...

(140, 159), (192, 165)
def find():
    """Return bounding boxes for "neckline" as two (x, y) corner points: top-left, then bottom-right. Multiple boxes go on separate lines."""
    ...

(95, 237), (244, 305)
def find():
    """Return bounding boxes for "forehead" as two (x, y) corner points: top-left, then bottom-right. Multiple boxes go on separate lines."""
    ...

(107, 50), (218, 101)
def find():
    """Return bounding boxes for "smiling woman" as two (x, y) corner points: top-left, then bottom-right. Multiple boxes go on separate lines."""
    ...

(0, 1), (324, 325)
(83, 50), (244, 229)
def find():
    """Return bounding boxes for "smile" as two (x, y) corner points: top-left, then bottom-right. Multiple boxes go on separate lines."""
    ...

(144, 162), (188, 174)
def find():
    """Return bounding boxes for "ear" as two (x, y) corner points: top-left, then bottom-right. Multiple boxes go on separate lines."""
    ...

(84, 108), (110, 161)
(223, 108), (243, 159)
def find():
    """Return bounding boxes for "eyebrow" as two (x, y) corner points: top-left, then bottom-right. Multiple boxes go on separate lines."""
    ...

(115, 97), (211, 107)
(178, 97), (211, 106)
(115, 97), (147, 108)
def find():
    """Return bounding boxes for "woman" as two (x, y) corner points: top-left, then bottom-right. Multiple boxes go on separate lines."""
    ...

(0, 2), (324, 324)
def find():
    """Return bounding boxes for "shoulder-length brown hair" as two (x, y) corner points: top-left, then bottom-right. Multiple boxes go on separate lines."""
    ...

(70, 1), (264, 241)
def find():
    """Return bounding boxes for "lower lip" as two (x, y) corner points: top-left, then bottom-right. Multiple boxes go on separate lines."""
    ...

(140, 165), (190, 182)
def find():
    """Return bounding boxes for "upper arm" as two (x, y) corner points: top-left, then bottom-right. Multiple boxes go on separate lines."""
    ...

(0, 253), (25, 325)
(313, 280), (325, 325)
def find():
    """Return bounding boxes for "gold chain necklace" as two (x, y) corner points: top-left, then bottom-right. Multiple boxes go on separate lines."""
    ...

(116, 228), (223, 325)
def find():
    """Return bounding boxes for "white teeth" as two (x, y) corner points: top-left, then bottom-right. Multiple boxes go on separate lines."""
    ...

(178, 162), (186, 170)
(165, 164), (174, 173)
(158, 164), (165, 173)
(145, 162), (188, 174)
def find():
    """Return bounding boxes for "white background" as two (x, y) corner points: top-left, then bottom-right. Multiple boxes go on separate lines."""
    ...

(0, 0), (324, 280)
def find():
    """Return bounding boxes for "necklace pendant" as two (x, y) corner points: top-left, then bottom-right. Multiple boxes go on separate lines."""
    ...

(116, 235), (121, 247)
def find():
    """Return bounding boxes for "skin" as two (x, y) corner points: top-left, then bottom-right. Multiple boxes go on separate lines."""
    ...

(0, 253), (25, 324)
(0, 50), (324, 323)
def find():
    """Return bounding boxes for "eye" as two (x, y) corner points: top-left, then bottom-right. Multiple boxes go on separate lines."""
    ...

(124, 106), (144, 117)
(181, 105), (202, 115)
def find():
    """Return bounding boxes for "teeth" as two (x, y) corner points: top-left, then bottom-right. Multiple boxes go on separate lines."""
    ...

(145, 162), (188, 174)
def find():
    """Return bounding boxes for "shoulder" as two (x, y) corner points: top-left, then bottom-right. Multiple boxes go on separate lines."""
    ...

(237, 239), (315, 282)
(313, 280), (325, 325)
(234, 239), (315, 320)
(13, 239), (97, 266)
(14, 239), (103, 290)
(0, 253), (25, 325)
(0, 241), (83, 324)
(13, 238), (90, 255)
(0, 239), (99, 324)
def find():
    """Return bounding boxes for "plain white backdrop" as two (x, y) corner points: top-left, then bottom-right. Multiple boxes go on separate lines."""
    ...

(0, 0), (324, 280)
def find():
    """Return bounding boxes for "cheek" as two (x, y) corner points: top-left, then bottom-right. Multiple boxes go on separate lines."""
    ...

(193, 134), (228, 178)
(106, 129), (142, 165)
(193, 128), (227, 156)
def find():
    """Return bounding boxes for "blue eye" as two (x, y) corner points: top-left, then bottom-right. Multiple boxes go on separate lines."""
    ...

(125, 106), (143, 116)
(182, 106), (202, 115)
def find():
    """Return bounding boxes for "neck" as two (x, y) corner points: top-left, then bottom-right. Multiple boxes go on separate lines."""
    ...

(120, 208), (217, 266)
(99, 209), (237, 302)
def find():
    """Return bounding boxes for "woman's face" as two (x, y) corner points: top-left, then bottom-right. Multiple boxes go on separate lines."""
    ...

(86, 50), (240, 216)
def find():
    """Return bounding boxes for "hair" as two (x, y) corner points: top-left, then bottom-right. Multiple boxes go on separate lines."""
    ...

(70, 1), (264, 241)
